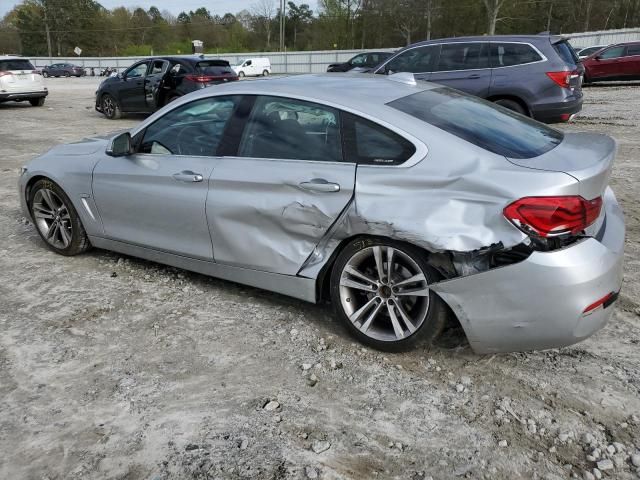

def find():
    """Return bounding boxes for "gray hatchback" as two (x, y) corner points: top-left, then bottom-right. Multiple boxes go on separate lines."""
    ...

(371, 34), (583, 123)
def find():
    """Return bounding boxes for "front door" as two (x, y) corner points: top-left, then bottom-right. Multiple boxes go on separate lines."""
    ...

(429, 42), (491, 96)
(375, 44), (440, 82)
(92, 95), (242, 260)
(144, 59), (170, 110)
(590, 45), (626, 79)
(119, 61), (149, 111)
(207, 95), (356, 275)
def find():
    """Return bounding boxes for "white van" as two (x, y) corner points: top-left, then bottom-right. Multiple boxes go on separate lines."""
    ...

(233, 58), (271, 78)
(0, 56), (48, 106)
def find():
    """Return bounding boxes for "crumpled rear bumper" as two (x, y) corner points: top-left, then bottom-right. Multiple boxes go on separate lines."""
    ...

(432, 187), (625, 354)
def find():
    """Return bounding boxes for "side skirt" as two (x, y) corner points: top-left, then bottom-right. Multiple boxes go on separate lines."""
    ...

(89, 236), (318, 303)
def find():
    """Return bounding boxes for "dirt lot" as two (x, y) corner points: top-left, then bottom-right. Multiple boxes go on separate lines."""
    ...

(0, 77), (639, 480)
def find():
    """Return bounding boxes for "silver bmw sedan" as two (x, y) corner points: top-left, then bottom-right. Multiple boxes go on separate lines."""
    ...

(18, 73), (625, 353)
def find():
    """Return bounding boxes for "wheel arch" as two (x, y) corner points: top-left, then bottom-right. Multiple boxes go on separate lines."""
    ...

(486, 94), (532, 117)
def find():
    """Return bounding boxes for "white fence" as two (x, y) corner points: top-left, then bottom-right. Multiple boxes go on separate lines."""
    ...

(27, 27), (640, 74)
(29, 48), (396, 75)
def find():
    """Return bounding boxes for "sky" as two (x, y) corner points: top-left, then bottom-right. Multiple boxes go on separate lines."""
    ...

(1, 0), (320, 18)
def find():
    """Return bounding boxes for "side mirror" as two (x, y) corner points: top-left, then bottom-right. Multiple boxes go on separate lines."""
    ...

(106, 132), (132, 157)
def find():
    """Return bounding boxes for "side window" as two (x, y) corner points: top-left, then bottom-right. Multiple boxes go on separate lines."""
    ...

(126, 63), (148, 78)
(599, 46), (625, 59)
(490, 43), (543, 67)
(437, 43), (489, 71)
(138, 96), (240, 156)
(343, 113), (416, 166)
(625, 45), (640, 56)
(350, 54), (367, 66)
(238, 96), (342, 162)
(384, 45), (439, 74)
(149, 60), (166, 75)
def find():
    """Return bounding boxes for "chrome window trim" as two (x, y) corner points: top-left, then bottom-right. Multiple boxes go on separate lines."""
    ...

(374, 40), (549, 75)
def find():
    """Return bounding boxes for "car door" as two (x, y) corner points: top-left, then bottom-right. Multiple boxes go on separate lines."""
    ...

(144, 59), (169, 110)
(590, 45), (626, 79)
(118, 61), (149, 111)
(375, 44), (440, 81)
(206, 95), (356, 275)
(92, 95), (242, 260)
(429, 42), (491, 96)
(621, 44), (640, 78)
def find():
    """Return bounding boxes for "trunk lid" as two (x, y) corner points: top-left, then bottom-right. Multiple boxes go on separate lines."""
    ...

(507, 132), (616, 200)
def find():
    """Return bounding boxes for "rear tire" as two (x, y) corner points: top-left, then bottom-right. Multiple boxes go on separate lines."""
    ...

(238, 71), (245, 78)
(101, 93), (122, 119)
(29, 97), (45, 107)
(330, 237), (447, 352)
(28, 179), (91, 256)
(262, 70), (269, 77)
(493, 98), (527, 116)
(64, 71), (71, 78)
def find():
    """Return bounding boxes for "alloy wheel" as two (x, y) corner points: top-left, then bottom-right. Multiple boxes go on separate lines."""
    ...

(32, 188), (73, 249)
(102, 96), (115, 117)
(338, 246), (431, 342)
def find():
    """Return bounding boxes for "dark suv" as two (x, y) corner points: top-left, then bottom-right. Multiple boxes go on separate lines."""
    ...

(95, 56), (238, 119)
(370, 35), (583, 123)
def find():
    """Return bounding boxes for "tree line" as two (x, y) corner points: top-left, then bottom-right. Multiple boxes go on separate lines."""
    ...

(1, 0), (640, 57)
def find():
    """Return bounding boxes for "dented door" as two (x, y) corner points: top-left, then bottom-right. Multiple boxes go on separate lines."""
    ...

(206, 157), (355, 275)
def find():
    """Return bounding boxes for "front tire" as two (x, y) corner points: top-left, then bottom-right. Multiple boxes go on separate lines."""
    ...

(101, 93), (122, 119)
(29, 179), (91, 256)
(42, 71), (49, 78)
(330, 237), (447, 352)
(30, 97), (45, 107)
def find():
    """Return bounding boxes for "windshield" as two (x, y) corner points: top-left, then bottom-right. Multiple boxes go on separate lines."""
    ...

(388, 87), (563, 159)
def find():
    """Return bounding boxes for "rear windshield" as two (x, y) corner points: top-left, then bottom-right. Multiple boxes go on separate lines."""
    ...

(196, 60), (233, 75)
(553, 40), (579, 66)
(0, 59), (35, 71)
(387, 87), (563, 159)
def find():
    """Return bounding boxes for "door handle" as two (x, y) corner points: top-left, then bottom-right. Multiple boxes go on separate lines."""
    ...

(173, 170), (203, 183)
(299, 178), (340, 193)
(467, 74), (481, 79)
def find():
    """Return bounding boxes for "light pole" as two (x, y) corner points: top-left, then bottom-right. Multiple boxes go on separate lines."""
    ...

(279, 0), (286, 52)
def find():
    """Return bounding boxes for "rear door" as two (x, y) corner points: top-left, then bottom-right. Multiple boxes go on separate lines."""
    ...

(119, 61), (149, 111)
(429, 42), (491, 96)
(92, 95), (242, 259)
(206, 95), (356, 275)
(144, 59), (169, 110)
(621, 44), (640, 78)
(375, 44), (440, 81)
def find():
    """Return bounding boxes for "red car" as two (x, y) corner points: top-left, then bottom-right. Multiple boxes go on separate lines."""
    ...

(582, 42), (640, 83)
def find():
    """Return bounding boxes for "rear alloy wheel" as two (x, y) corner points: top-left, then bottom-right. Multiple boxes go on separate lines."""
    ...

(29, 179), (90, 256)
(101, 93), (122, 119)
(494, 98), (527, 116)
(64, 71), (71, 77)
(330, 238), (447, 351)
(238, 71), (245, 78)
(262, 70), (269, 77)
(30, 97), (45, 107)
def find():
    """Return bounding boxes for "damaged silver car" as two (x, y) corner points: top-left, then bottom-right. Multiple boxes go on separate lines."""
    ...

(18, 73), (625, 353)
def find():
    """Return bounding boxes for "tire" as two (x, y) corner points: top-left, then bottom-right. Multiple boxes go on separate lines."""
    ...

(101, 93), (122, 119)
(330, 237), (447, 352)
(262, 70), (269, 77)
(64, 71), (71, 77)
(29, 97), (45, 107)
(493, 98), (527, 116)
(28, 179), (91, 256)
(42, 71), (49, 78)
(238, 71), (245, 78)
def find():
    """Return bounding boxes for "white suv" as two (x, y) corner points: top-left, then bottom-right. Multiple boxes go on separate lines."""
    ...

(0, 56), (48, 106)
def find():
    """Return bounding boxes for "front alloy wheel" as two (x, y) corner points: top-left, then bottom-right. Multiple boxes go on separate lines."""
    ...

(101, 94), (121, 119)
(330, 238), (447, 351)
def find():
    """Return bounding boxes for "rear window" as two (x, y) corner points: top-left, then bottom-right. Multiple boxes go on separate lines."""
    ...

(196, 60), (233, 75)
(553, 40), (579, 66)
(626, 44), (640, 56)
(0, 59), (35, 71)
(490, 43), (542, 67)
(438, 42), (489, 71)
(387, 87), (563, 159)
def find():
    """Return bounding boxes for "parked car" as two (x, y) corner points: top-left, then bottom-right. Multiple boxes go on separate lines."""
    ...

(95, 56), (238, 119)
(367, 34), (583, 123)
(576, 45), (608, 59)
(232, 57), (271, 77)
(0, 56), (47, 106)
(582, 42), (640, 83)
(327, 51), (393, 72)
(20, 74), (624, 353)
(41, 63), (85, 78)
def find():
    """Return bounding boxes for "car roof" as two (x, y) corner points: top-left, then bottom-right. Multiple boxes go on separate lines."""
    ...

(190, 73), (436, 106)
(154, 56), (228, 64)
(407, 34), (564, 48)
(0, 55), (28, 60)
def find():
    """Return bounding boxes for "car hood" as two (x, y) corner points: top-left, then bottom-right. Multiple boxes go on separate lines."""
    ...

(51, 130), (126, 156)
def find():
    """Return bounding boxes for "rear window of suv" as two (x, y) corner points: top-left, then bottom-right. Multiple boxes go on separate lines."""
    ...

(0, 59), (35, 71)
(553, 40), (579, 66)
(388, 87), (563, 159)
(196, 60), (233, 75)
(490, 43), (542, 67)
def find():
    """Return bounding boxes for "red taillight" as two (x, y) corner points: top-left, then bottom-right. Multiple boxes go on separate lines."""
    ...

(0, 71), (12, 77)
(185, 74), (237, 83)
(503, 196), (602, 237)
(546, 70), (576, 88)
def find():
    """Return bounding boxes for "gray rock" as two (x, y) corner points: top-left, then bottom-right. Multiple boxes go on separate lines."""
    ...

(583, 472), (595, 480)
(581, 433), (596, 445)
(559, 433), (570, 442)
(311, 440), (331, 454)
(305, 466), (319, 479)
(263, 400), (280, 411)
(302, 363), (312, 371)
(631, 454), (640, 467)
(606, 445), (616, 455)
(592, 468), (602, 479)
(498, 440), (508, 448)
(596, 459), (613, 471)
(307, 374), (318, 387)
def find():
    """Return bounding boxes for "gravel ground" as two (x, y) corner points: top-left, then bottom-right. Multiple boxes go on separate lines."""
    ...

(1, 77), (639, 480)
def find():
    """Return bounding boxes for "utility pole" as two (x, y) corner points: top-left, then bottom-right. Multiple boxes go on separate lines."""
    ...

(546, 1), (553, 33)
(279, 0), (286, 52)
(44, 3), (53, 58)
